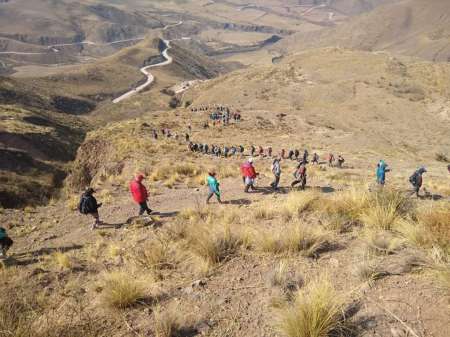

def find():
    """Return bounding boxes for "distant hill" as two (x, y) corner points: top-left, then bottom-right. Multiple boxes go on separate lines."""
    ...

(274, 0), (450, 61)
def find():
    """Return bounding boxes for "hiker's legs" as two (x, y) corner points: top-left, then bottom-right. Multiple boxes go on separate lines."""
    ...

(215, 192), (222, 203)
(291, 180), (300, 188)
(90, 211), (100, 229)
(206, 191), (214, 204)
(271, 175), (280, 189)
(139, 201), (152, 215)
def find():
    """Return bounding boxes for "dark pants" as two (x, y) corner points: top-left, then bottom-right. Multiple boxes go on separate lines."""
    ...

(0, 237), (13, 252)
(271, 175), (280, 189)
(412, 184), (421, 196)
(139, 201), (152, 215)
(207, 191), (221, 203)
(291, 176), (306, 190)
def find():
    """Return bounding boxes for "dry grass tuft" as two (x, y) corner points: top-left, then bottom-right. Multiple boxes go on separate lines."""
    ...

(101, 271), (146, 309)
(130, 236), (175, 271)
(186, 224), (242, 268)
(51, 252), (72, 270)
(417, 206), (450, 250)
(269, 260), (304, 294)
(360, 189), (413, 231)
(154, 305), (196, 337)
(364, 230), (404, 255)
(275, 276), (348, 337)
(435, 266), (450, 295)
(281, 191), (320, 220)
(254, 222), (329, 257)
(353, 255), (386, 283)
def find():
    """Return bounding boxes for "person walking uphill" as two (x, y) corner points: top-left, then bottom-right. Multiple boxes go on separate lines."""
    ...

(271, 158), (281, 190)
(376, 160), (390, 186)
(242, 158), (258, 192)
(291, 161), (307, 190)
(130, 174), (153, 215)
(206, 172), (222, 204)
(409, 167), (426, 197)
(78, 188), (102, 230)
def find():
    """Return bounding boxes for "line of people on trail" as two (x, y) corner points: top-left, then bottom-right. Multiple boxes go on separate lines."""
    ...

(239, 157), (309, 193)
(188, 141), (346, 170)
(189, 142), (244, 157)
(1, 159), (446, 261)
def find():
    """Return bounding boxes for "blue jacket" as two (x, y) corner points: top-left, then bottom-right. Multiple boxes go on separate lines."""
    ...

(207, 175), (220, 195)
(0, 228), (7, 240)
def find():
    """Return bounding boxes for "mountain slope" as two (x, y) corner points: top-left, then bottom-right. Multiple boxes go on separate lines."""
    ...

(273, 0), (450, 61)
(0, 77), (87, 208)
(183, 48), (450, 160)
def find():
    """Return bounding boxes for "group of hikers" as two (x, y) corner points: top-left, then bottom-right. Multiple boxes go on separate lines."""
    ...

(187, 141), (346, 169)
(189, 104), (242, 126)
(376, 160), (434, 197)
(0, 159), (447, 260)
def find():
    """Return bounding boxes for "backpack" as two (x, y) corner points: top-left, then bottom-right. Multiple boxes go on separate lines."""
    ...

(409, 173), (417, 185)
(78, 195), (93, 214)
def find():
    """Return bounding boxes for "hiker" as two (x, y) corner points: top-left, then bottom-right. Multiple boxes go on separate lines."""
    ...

(239, 145), (245, 156)
(280, 149), (286, 159)
(224, 146), (229, 158)
(152, 129), (158, 140)
(409, 167), (427, 197)
(241, 158), (258, 192)
(288, 150), (294, 160)
(328, 153), (335, 167)
(130, 174), (152, 216)
(258, 146), (264, 157)
(230, 146), (237, 156)
(78, 187), (102, 230)
(0, 227), (13, 258)
(204, 144), (209, 154)
(337, 155), (345, 168)
(376, 160), (390, 186)
(303, 149), (309, 164)
(291, 162), (307, 190)
(185, 133), (190, 142)
(267, 147), (273, 157)
(271, 157), (281, 190)
(312, 153), (319, 165)
(294, 149), (300, 160)
(251, 145), (256, 157)
(206, 172), (222, 204)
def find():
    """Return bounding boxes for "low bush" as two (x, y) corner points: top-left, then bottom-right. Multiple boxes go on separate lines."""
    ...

(101, 271), (146, 309)
(275, 276), (348, 337)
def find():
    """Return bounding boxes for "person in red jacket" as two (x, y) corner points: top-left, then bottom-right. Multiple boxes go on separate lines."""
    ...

(241, 158), (258, 193)
(130, 174), (152, 215)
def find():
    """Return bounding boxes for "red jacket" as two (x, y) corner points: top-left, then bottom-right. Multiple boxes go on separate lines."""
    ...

(241, 162), (257, 178)
(130, 179), (148, 203)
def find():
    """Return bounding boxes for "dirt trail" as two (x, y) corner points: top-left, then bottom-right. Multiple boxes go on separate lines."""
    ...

(112, 38), (173, 103)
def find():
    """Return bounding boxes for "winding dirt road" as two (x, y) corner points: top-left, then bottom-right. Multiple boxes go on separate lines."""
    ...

(112, 39), (173, 104)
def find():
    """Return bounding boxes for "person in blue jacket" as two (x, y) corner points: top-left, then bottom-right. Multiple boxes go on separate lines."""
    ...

(376, 160), (390, 186)
(206, 172), (222, 204)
